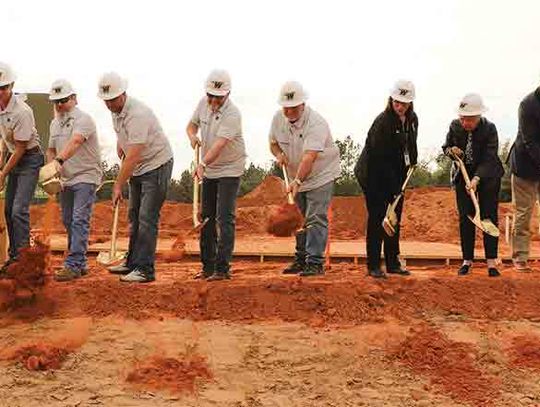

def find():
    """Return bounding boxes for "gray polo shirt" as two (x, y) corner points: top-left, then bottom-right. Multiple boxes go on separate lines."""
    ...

(191, 97), (246, 179)
(0, 94), (41, 153)
(112, 97), (173, 177)
(49, 107), (102, 187)
(269, 106), (340, 192)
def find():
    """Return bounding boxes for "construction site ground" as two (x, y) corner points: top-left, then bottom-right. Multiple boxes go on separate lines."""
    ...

(1, 178), (540, 406)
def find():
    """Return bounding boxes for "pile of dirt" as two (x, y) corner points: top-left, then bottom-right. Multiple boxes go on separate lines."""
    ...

(506, 333), (540, 370)
(6, 238), (49, 296)
(391, 324), (500, 406)
(126, 352), (212, 394)
(266, 203), (304, 237)
(238, 176), (286, 207)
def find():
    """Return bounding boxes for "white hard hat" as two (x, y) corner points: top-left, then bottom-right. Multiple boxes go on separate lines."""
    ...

(97, 72), (128, 100)
(457, 93), (487, 116)
(49, 79), (75, 101)
(390, 80), (416, 103)
(278, 81), (307, 107)
(205, 69), (231, 96)
(0, 62), (16, 87)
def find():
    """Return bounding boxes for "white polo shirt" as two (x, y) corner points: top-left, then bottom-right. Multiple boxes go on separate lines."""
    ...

(269, 106), (340, 192)
(0, 94), (41, 153)
(112, 97), (173, 177)
(191, 97), (246, 179)
(49, 107), (102, 186)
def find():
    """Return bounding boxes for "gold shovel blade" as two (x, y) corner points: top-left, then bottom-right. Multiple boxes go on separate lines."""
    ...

(97, 251), (127, 267)
(382, 217), (397, 237)
(467, 215), (500, 238)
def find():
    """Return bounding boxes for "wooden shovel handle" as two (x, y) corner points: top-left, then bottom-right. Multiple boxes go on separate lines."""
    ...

(111, 202), (120, 258)
(453, 156), (481, 215)
(193, 144), (201, 226)
(282, 165), (294, 205)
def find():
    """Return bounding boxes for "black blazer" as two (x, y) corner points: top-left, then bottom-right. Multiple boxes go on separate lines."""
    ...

(442, 117), (504, 183)
(355, 108), (418, 195)
(509, 88), (540, 181)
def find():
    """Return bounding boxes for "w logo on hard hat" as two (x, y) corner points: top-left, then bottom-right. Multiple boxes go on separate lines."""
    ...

(101, 85), (111, 94)
(285, 92), (295, 100)
(53, 87), (63, 94)
(212, 81), (223, 89)
(399, 88), (409, 96)
(460, 102), (467, 109)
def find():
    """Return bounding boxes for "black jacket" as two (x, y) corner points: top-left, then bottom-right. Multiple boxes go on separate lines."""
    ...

(442, 117), (504, 184)
(509, 88), (540, 180)
(355, 108), (418, 195)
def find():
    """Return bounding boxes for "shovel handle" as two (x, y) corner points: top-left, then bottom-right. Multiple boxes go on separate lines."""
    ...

(453, 156), (482, 215)
(193, 144), (201, 227)
(111, 202), (120, 258)
(282, 165), (294, 205)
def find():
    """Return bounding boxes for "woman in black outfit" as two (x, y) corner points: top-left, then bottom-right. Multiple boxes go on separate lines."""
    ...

(442, 93), (504, 277)
(355, 80), (418, 278)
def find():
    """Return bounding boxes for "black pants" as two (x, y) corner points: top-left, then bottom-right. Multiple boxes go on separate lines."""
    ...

(455, 176), (500, 260)
(200, 177), (240, 274)
(364, 188), (403, 271)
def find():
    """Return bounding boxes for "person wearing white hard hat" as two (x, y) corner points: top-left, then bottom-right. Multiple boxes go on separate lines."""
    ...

(0, 62), (44, 277)
(98, 72), (174, 283)
(269, 81), (340, 277)
(355, 80), (418, 279)
(187, 69), (246, 281)
(508, 84), (540, 272)
(46, 79), (102, 282)
(442, 93), (504, 277)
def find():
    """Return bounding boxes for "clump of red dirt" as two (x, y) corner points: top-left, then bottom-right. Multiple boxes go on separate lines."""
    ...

(6, 239), (49, 293)
(266, 203), (304, 237)
(506, 333), (540, 370)
(0, 318), (91, 371)
(126, 351), (213, 394)
(158, 234), (186, 263)
(391, 324), (500, 406)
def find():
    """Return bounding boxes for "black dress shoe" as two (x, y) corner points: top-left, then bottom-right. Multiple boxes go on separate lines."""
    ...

(207, 272), (231, 281)
(299, 263), (324, 277)
(458, 264), (471, 276)
(283, 260), (305, 275)
(387, 268), (411, 276)
(194, 270), (213, 280)
(488, 268), (501, 277)
(368, 269), (387, 279)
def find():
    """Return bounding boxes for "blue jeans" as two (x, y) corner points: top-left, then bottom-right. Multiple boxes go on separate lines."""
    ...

(126, 159), (173, 274)
(60, 183), (96, 270)
(294, 181), (334, 265)
(5, 152), (44, 260)
(200, 177), (240, 274)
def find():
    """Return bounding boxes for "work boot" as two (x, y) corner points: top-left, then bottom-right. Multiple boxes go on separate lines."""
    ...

(194, 270), (213, 280)
(368, 269), (387, 279)
(488, 268), (501, 277)
(79, 267), (89, 277)
(387, 267), (411, 276)
(513, 259), (531, 273)
(0, 258), (16, 279)
(458, 264), (471, 276)
(108, 262), (131, 275)
(206, 271), (231, 281)
(120, 268), (155, 283)
(299, 263), (324, 277)
(283, 260), (305, 275)
(54, 267), (81, 282)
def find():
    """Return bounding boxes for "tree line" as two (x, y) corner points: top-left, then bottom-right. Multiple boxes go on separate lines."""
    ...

(96, 136), (513, 202)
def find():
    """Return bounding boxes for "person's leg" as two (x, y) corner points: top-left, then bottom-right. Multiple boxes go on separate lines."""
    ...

(125, 177), (141, 270)
(198, 177), (218, 277)
(300, 181), (333, 276)
(64, 183), (96, 271)
(455, 178), (475, 272)
(511, 174), (536, 263)
(210, 177), (240, 280)
(365, 189), (386, 275)
(122, 160), (172, 282)
(4, 170), (18, 262)
(60, 186), (75, 253)
(479, 177), (501, 276)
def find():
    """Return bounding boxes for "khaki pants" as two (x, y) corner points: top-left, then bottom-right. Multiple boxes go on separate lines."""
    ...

(511, 174), (540, 261)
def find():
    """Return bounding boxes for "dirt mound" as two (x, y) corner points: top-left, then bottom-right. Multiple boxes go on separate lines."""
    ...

(126, 352), (212, 394)
(238, 176), (286, 207)
(391, 324), (500, 406)
(7, 239), (49, 293)
(266, 203), (304, 237)
(506, 333), (540, 370)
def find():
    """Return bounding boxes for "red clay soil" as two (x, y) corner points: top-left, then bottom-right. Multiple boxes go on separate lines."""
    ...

(266, 203), (304, 237)
(391, 324), (500, 406)
(506, 333), (540, 370)
(6, 239), (49, 294)
(126, 353), (212, 394)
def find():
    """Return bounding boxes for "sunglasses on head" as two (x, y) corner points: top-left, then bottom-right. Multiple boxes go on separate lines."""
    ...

(53, 96), (71, 105)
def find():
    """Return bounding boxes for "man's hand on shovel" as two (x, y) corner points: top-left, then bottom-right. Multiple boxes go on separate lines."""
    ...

(466, 176), (480, 195)
(286, 178), (300, 199)
(112, 182), (122, 206)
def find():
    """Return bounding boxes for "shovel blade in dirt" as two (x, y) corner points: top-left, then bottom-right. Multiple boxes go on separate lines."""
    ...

(96, 250), (127, 267)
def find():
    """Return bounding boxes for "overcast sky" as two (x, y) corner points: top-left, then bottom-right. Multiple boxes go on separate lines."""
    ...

(4, 0), (540, 177)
